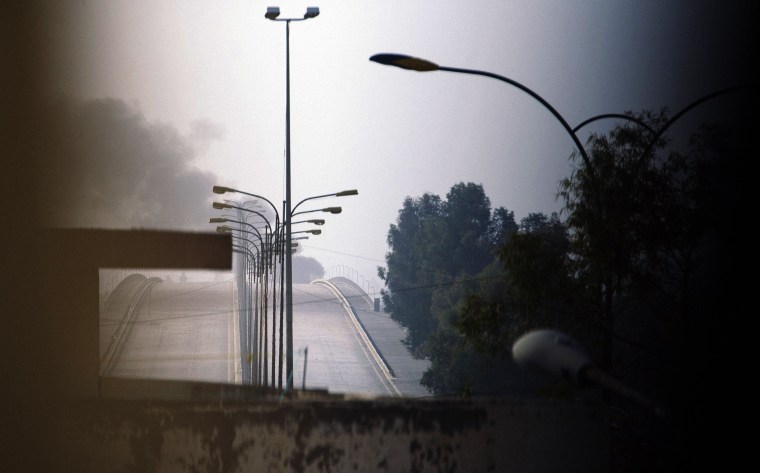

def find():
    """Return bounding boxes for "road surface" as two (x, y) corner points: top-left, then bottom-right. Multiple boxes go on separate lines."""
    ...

(100, 275), (411, 397)
(102, 277), (238, 383)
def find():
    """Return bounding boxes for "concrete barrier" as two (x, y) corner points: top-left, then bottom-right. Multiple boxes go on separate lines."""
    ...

(43, 395), (610, 473)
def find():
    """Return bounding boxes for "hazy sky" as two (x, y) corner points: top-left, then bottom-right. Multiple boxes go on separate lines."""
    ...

(38, 1), (752, 295)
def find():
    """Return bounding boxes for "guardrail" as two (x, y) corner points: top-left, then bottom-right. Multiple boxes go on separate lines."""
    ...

(100, 274), (162, 375)
(312, 279), (401, 397)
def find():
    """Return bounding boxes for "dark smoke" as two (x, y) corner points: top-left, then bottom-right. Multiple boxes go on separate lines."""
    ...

(36, 97), (221, 231)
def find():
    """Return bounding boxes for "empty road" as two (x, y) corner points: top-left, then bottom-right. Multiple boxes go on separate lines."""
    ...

(100, 275), (407, 397)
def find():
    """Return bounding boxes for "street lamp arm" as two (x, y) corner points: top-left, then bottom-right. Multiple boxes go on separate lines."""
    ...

(291, 219), (325, 226)
(291, 206), (341, 219)
(639, 85), (748, 159)
(232, 243), (257, 260)
(572, 113), (657, 135)
(212, 218), (266, 240)
(213, 186), (280, 224)
(370, 53), (591, 169)
(573, 85), (748, 148)
(293, 229), (321, 236)
(291, 190), (357, 216)
(437, 65), (591, 169)
(213, 202), (273, 234)
(219, 225), (264, 247)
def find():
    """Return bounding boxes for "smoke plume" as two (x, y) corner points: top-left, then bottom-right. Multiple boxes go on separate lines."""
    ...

(36, 97), (221, 231)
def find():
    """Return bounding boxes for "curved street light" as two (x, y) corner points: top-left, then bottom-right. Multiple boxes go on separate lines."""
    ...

(212, 201), (273, 233)
(291, 218), (325, 226)
(369, 53), (592, 170)
(370, 53), (748, 176)
(291, 189), (357, 216)
(369, 55), (748, 372)
(293, 229), (321, 236)
(292, 206), (342, 218)
(213, 185), (280, 232)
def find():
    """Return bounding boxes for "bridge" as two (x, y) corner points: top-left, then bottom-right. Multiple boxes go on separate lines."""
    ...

(99, 271), (431, 398)
(6, 228), (608, 472)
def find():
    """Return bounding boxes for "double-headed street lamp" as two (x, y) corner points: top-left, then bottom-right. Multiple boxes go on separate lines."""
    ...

(265, 6), (322, 391)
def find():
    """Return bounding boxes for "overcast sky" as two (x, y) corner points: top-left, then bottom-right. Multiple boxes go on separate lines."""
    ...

(37, 0), (752, 295)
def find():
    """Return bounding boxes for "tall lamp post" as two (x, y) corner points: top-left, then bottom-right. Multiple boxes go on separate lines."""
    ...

(266, 5), (320, 392)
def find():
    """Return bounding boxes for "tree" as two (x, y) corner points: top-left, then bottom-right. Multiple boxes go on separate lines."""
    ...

(558, 109), (672, 372)
(379, 193), (443, 354)
(378, 182), (508, 357)
(454, 108), (748, 471)
(380, 182), (538, 394)
(458, 212), (587, 361)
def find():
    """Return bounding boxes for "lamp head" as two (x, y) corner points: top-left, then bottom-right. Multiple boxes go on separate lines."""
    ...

(512, 329), (592, 383)
(309, 219), (325, 225)
(265, 6), (280, 20)
(336, 189), (358, 197)
(324, 207), (342, 214)
(369, 53), (439, 72)
(209, 217), (227, 223)
(212, 185), (232, 194)
(212, 202), (232, 210)
(304, 7), (319, 19)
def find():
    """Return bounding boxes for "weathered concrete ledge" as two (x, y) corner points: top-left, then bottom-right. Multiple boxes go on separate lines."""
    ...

(37, 395), (609, 473)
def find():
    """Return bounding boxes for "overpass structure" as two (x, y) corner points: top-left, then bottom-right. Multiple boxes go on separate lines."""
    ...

(8, 228), (608, 472)
(99, 272), (431, 398)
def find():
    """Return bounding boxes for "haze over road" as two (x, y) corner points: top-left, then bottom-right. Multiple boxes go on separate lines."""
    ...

(102, 277), (239, 384)
(100, 274), (422, 397)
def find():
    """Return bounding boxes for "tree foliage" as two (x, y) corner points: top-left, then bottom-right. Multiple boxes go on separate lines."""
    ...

(451, 108), (747, 470)
(380, 107), (744, 409)
(378, 183), (511, 352)
(380, 182), (528, 394)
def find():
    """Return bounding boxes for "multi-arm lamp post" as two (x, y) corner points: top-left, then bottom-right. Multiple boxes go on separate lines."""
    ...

(213, 185), (356, 388)
(212, 200), (277, 385)
(219, 224), (271, 384)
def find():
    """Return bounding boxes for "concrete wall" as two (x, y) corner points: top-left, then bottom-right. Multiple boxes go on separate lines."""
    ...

(43, 394), (609, 473)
